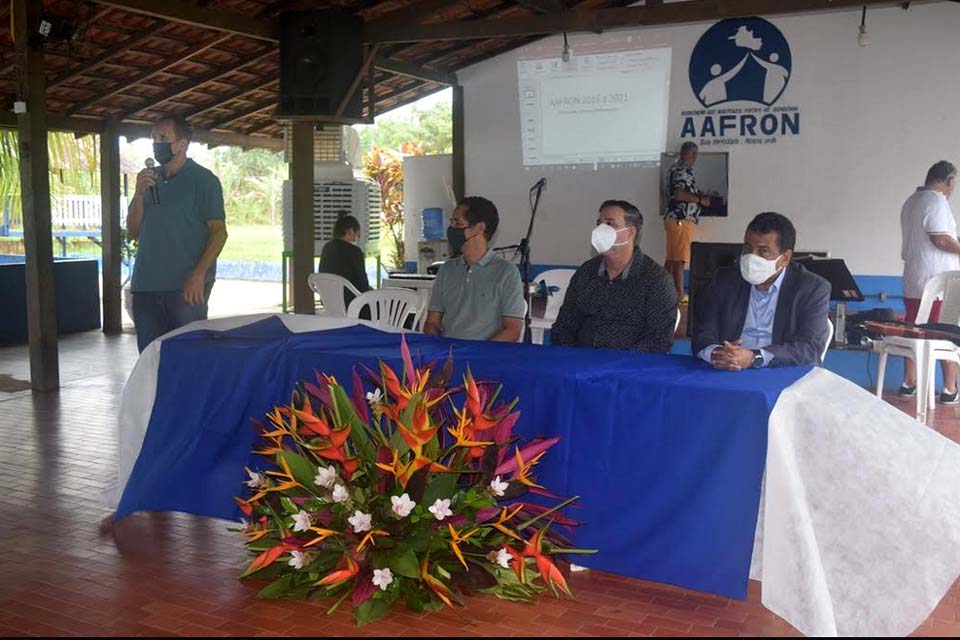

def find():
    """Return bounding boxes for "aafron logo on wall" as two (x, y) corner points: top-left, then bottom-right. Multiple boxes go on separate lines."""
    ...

(680, 17), (800, 146)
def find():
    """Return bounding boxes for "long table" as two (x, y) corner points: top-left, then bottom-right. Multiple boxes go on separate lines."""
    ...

(111, 314), (960, 637)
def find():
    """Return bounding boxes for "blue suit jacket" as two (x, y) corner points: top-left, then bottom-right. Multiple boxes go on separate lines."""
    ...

(692, 262), (831, 367)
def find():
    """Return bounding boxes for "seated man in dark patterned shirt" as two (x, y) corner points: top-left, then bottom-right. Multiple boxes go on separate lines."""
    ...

(551, 200), (678, 352)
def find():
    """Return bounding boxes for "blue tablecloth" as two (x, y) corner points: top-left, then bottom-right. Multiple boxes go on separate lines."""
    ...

(118, 316), (811, 599)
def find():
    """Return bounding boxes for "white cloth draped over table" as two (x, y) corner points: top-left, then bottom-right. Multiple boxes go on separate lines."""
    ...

(109, 314), (960, 638)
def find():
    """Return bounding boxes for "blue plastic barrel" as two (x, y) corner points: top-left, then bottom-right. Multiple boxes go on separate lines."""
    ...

(421, 207), (444, 240)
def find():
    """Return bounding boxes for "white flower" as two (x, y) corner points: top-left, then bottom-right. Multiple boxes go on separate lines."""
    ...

(240, 518), (250, 532)
(366, 388), (383, 405)
(428, 498), (453, 521)
(348, 510), (372, 533)
(332, 483), (349, 504)
(489, 475), (509, 498)
(494, 548), (511, 569)
(372, 567), (394, 591)
(314, 465), (337, 489)
(390, 493), (416, 518)
(291, 510), (312, 533)
(288, 550), (307, 570)
(245, 469), (267, 489)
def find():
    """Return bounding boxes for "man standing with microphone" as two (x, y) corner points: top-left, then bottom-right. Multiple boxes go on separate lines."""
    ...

(126, 114), (228, 352)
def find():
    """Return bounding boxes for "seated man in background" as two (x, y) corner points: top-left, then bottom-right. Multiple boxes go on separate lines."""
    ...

(551, 200), (678, 352)
(693, 211), (830, 369)
(318, 212), (371, 309)
(423, 196), (525, 342)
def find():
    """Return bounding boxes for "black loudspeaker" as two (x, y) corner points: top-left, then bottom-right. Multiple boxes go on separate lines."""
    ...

(687, 242), (743, 337)
(278, 9), (365, 121)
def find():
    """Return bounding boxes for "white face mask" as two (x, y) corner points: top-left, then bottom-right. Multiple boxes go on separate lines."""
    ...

(740, 253), (783, 286)
(591, 224), (630, 254)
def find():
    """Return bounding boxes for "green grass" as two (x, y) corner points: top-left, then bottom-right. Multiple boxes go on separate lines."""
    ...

(0, 224), (400, 269)
(0, 225), (284, 262)
(218, 225), (282, 262)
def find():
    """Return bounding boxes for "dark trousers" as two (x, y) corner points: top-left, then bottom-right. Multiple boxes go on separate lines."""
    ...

(132, 282), (213, 352)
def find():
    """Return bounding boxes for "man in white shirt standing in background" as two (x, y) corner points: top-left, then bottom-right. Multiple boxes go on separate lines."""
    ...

(900, 160), (960, 403)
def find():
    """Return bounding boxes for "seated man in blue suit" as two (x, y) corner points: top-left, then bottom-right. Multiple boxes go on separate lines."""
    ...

(692, 212), (830, 369)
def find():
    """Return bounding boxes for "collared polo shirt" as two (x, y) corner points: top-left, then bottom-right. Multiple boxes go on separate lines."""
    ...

(428, 249), (525, 340)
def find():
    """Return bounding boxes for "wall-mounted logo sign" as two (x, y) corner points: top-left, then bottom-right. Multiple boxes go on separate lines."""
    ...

(681, 17), (800, 145)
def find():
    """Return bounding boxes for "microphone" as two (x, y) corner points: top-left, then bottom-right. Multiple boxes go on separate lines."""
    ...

(145, 158), (160, 206)
(529, 177), (547, 192)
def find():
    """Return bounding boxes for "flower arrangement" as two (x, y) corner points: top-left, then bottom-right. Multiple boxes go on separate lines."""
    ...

(234, 337), (591, 625)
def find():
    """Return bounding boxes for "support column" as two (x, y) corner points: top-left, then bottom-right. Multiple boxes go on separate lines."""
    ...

(100, 121), (122, 334)
(13, 0), (59, 391)
(291, 121), (316, 314)
(452, 84), (465, 201)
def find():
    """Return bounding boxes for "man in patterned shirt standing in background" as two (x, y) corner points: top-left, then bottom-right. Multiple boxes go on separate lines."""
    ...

(664, 141), (710, 301)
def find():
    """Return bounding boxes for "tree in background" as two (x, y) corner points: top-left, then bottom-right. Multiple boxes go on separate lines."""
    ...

(210, 147), (286, 225)
(355, 92), (452, 269)
(0, 129), (102, 231)
(363, 142), (423, 270)
(357, 97), (452, 155)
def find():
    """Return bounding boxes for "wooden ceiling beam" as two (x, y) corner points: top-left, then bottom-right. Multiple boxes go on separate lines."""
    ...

(48, 22), (171, 90)
(0, 111), (282, 149)
(373, 56), (457, 86)
(366, 0), (460, 28)
(516, 0), (567, 14)
(65, 33), (233, 116)
(205, 98), (276, 131)
(183, 77), (279, 122)
(89, 0), (279, 42)
(364, 0), (900, 43)
(114, 49), (276, 121)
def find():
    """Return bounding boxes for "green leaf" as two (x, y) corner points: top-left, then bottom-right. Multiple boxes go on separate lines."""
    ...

(279, 497), (299, 514)
(330, 384), (380, 461)
(388, 545), (420, 579)
(354, 598), (391, 626)
(421, 473), (458, 508)
(515, 495), (580, 532)
(399, 392), (421, 428)
(257, 576), (296, 599)
(406, 526), (433, 554)
(388, 428), (412, 457)
(278, 450), (320, 491)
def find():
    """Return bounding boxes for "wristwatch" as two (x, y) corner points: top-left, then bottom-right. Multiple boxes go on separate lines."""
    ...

(751, 349), (764, 369)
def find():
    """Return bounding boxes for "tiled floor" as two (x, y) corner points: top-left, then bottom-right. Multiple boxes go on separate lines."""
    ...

(1, 333), (959, 637)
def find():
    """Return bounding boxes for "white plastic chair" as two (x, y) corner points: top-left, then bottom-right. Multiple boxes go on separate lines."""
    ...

(307, 273), (361, 318)
(529, 269), (575, 345)
(875, 271), (960, 421)
(821, 318), (833, 365)
(347, 288), (423, 331)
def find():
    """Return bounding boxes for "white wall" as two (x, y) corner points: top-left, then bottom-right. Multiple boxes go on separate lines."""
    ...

(458, 2), (960, 275)
(402, 154), (454, 264)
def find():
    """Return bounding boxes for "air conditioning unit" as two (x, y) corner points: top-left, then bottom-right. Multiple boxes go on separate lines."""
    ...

(281, 178), (382, 256)
(282, 123), (362, 168)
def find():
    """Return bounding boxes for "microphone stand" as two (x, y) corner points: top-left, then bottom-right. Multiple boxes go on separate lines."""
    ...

(522, 180), (546, 344)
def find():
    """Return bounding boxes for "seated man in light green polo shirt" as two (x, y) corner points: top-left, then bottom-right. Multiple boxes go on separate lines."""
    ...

(423, 196), (526, 342)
